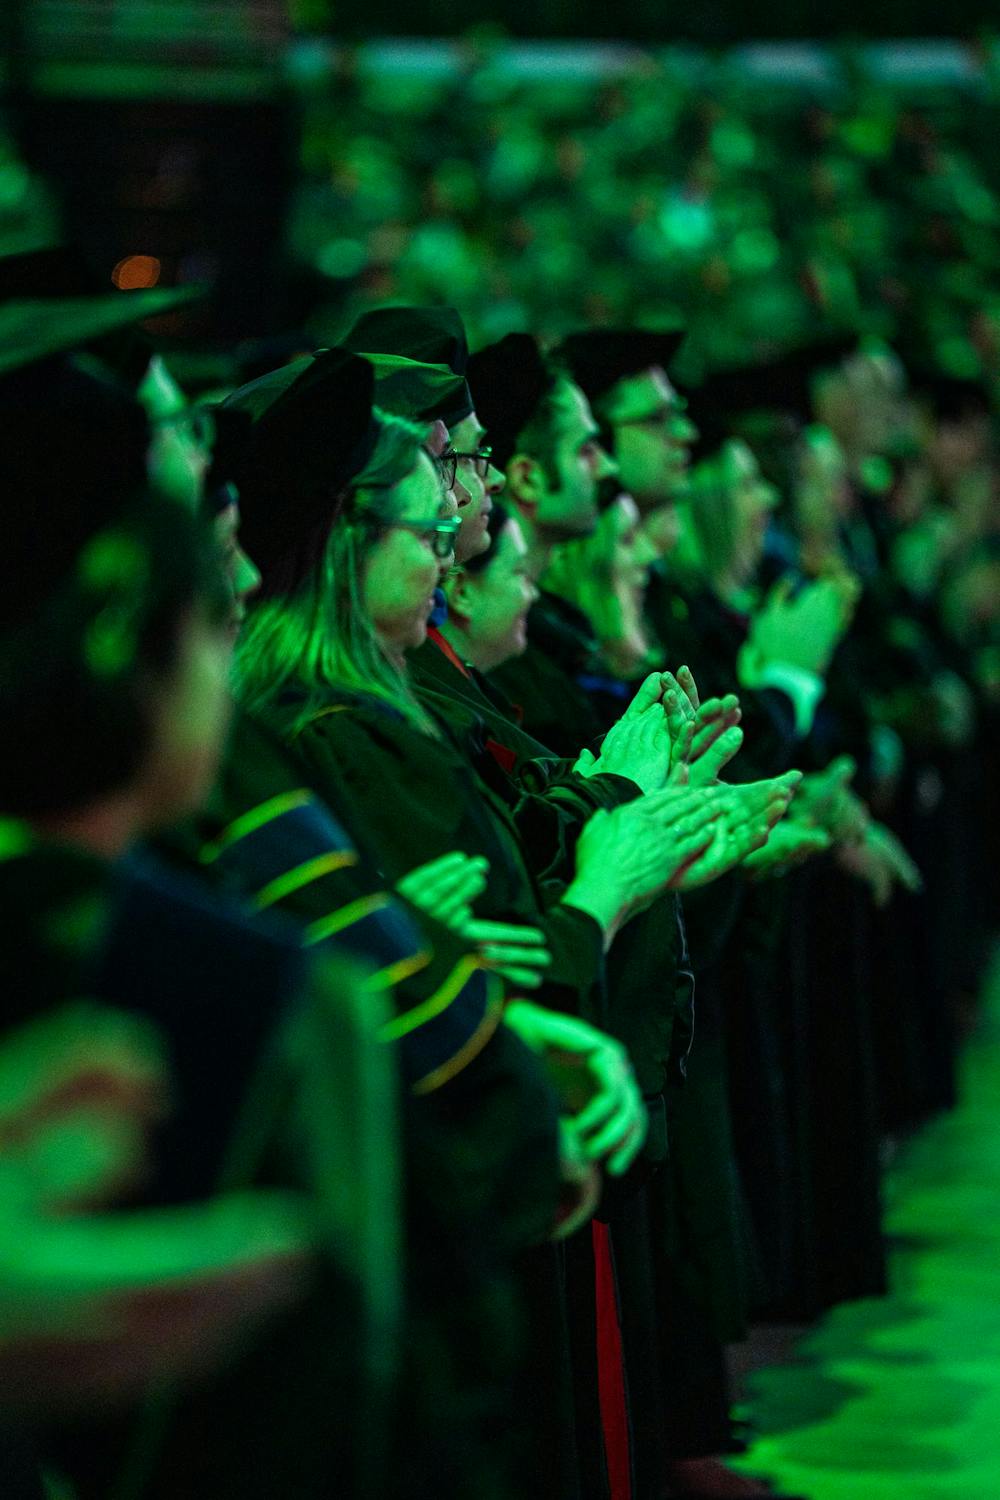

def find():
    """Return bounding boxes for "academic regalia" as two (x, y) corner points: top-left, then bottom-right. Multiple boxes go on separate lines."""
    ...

(480, 599), (760, 1492)
(490, 592), (609, 759)
(646, 562), (889, 1318)
(237, 682), (631, 1499)
(0, 832), (397, 1500)
(183, 706), (579, 1499)
(256, 688), (609, 1016)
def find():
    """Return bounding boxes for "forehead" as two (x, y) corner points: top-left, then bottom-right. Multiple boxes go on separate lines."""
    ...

(139, 355), (186, 418)
(397, 448), (447, 512)
(610, 492), (641, 530)
(551, 378), (598, 444)
(726, 439), (759, 481)
(450, 411), (487, 447)
(804, 427), (844, 468)
(605, 366), (677, 422)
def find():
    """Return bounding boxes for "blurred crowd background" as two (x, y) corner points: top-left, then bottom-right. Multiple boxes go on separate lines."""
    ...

(7, 7), (1000, 381)
(4, 9), (1000, 712)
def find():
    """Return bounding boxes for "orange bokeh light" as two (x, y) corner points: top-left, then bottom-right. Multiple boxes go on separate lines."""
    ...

(112, 255), (162, 291)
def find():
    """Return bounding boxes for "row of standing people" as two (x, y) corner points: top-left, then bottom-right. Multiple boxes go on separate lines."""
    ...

(1, 257), (993, 1500)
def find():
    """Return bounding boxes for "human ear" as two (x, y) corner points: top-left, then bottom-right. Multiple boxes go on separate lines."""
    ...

(505, 453), (543, 521)
(443, 568), (475, 627)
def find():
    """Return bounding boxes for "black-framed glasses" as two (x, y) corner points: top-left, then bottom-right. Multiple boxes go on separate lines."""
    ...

(437, 446), (493, 488)
(395, 513), (462, 559)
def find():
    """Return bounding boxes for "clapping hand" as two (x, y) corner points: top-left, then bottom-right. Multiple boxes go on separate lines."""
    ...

(670, 773), (802, 890)
(504, 1002), (647, 1177)
(396, 853), (552, 987)
(837, 820), (923, 907)
(396, 851), (489, 928)
(745, 575), (853, 678)
(742, 818), (832, 878)
(662, 667), (744, 784)
(575, 672), (674, 793)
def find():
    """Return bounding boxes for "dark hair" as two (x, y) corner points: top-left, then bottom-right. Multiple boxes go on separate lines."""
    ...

(511, 379), (566, 488)
(0, 493), (227, 818)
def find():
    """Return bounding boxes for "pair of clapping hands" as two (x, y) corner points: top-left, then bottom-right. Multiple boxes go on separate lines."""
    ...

(393, 666), (802, 1230)
(574, 665), (806, 891)
(790, 755), (922, 906)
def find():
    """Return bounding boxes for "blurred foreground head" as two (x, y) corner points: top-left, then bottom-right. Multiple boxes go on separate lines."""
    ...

(0, 358), (231, 827)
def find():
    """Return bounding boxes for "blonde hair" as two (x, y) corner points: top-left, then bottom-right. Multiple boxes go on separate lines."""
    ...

(234, 409), (438, 734)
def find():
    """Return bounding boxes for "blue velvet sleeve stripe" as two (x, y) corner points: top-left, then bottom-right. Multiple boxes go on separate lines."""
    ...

(200, 792), (500, 1094)
(305, 895), (420, 960)
(383, 959), (504, 1094)
(204, 795), (359, 897)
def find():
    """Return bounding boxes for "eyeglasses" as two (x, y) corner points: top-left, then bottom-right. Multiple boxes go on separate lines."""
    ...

(437, 446), (494, 489)
(151, 404), (216, 450)
(395, 513), (462, 559)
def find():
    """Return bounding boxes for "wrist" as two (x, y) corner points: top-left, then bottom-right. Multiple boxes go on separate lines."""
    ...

(562, 875), (628, 949)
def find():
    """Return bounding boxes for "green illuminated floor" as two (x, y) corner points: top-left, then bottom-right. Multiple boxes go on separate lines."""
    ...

(736, 957), (1000, 1500)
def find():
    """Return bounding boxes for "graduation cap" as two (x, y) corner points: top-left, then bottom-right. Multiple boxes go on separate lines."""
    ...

(366, 352), (469, 426)
(554, 326), (687, 407)
(466, 332), (556, 469)
(684, 334), (860, 458)
(0, 243), (204, 381)
(343, 305), (473, 426)
(222, 348), (380, 593)
(0, 288), (203, 379)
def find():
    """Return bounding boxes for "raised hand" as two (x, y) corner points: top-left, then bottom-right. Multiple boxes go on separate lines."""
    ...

(745, 575), (852, 677)
(576, 684), (674, 793)
(395, 851), (489, 929)
(742, 818), (832, 878)
(463, 920), (552, 989)
(504, 1002), (648, 1177)
(564, 789), (721, 941)
(837, 820), (923, 907)
(670, 773), (802, 890)
(793, 756), (858, 835)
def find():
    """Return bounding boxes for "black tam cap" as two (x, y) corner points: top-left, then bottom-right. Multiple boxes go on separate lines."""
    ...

(466, 333), (555, 469)
(343, 305), (473, 426)
(223, 348), (379, 593)
(555, 327), (686, 406)
(684, 335), (860, 457)
(367, 352), (469, 427)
